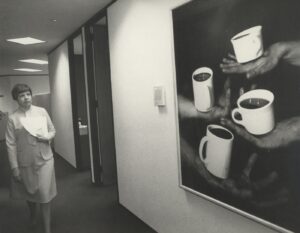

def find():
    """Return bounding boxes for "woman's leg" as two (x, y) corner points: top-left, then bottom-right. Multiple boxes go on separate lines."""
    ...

(41, 201), (51, 233)
(27, 201), (39, 226)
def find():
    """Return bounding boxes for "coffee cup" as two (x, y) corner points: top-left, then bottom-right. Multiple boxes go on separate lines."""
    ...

(231, 89), (275, 135)
(199, 124), (234, 179)
(192, 67), (214, 112)
(231, 25), (263, 63)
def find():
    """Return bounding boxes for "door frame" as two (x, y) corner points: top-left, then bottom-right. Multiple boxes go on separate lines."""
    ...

(67, 29), (83, 170)
(83, 8), (117, 185)
(82, 26), (103, 184)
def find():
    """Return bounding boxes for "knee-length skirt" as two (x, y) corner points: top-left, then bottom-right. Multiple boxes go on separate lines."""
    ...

(10, 157), (57, 203)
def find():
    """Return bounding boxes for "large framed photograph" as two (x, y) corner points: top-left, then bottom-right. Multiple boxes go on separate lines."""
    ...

(172, 0), (300, 232)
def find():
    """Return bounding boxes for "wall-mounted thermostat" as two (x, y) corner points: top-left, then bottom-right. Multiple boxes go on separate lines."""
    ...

(153, 86), (166, 107)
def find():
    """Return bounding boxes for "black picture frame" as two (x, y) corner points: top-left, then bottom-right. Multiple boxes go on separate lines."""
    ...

(172, 0), (300, 232)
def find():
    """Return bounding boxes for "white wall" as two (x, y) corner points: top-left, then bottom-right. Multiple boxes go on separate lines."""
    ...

(0, 78), (13, 113)
(0, 78), (11, 140)
(48, 42), (76, 167)
(9, 75), (50, 95)
(108, 1), (277, 233)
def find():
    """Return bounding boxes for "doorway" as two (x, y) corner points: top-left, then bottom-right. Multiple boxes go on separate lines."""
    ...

(68, 31), (92, 174)
(84, 14), (117, 185)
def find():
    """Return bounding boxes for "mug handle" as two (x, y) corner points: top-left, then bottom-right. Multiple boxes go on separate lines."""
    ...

(231, 108), (244, 126)
(199, 136), (208, 162)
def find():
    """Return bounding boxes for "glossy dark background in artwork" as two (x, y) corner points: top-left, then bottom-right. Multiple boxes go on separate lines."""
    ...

(173, 0), (300, 231)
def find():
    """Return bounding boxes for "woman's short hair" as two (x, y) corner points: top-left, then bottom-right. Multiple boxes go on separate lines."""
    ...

(11, 84), (32, 100)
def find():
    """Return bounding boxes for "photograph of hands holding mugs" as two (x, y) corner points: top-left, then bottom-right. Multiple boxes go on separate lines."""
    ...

(173, 0), (300, 232)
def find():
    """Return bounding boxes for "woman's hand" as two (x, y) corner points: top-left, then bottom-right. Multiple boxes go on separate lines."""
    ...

(220, 43), (286, 79)
(12, 167), (22, 182)
(36, 133), (50, 143)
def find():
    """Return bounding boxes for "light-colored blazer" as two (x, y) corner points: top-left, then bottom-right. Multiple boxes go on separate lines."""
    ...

(6, 105), (56, 169)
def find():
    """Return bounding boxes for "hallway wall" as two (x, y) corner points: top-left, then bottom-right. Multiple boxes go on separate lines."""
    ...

(0, 78), (13, 113)
(107, 1), (277, 233)
(48, 42), (76, 168)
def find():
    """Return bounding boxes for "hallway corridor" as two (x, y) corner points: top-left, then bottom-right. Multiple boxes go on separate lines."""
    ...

(0, 143), (156, 233)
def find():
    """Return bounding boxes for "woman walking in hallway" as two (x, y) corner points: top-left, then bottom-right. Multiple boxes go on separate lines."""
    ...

(6, 83), (57, 233)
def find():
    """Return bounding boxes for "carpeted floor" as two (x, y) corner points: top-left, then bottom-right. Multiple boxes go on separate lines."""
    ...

(0, 142), (156, 233)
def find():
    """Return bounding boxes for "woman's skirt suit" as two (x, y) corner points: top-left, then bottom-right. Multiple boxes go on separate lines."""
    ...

(6, 105), (57, 203)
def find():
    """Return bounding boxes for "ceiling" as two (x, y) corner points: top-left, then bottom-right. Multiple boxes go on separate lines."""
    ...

(0, 0), (113, 77)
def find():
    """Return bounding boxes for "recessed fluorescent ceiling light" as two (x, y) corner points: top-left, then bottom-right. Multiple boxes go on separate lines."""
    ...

(7, 37), (45, 45)
(14, 68), (42, 72)
(19, 59), (48, 65)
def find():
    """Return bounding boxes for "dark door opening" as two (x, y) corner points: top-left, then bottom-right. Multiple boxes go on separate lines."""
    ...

(84, 14), (117, 185)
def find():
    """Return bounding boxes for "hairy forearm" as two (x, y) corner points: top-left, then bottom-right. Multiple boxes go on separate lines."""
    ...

(255, 117), (300, 149)
(178, 95), (229, 121)
(279, 41), (300, 66)
(178, 95), (211, 120)
(221, 117), (300, 150)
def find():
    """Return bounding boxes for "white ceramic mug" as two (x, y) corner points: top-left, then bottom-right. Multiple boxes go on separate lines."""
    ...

(199, 124), (234, 179)
(231, 25), (263, 63)
(192, 67), (214, 112)
(231, 89), (275, 135)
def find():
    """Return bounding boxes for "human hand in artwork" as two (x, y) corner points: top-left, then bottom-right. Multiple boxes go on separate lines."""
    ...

(178, 78), (231, 122)
(220, 117), (300, 150)
(181, 137), (288, 206)
(220, 41), (300, 79)
(220, 43), (286, 79)
(12, 167), (22, 183)
(223, 152), (289, 207)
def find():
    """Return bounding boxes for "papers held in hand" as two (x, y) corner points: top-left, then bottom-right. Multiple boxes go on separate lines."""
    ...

(20, 116), (48, 137)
